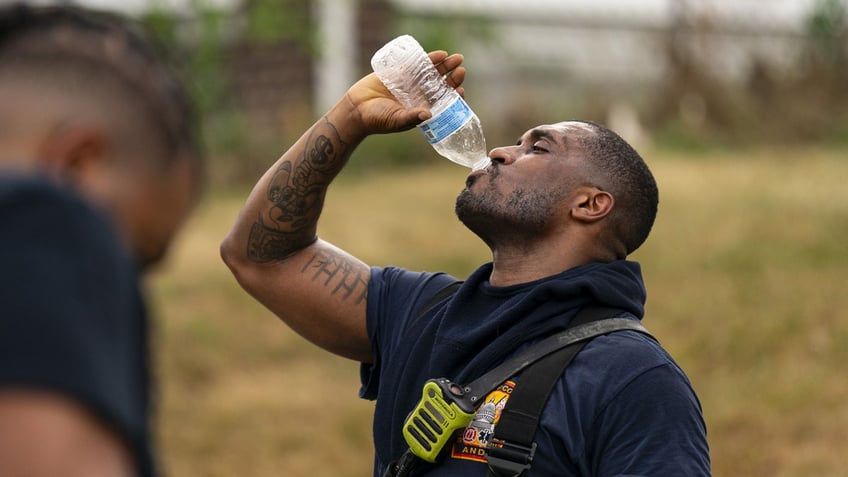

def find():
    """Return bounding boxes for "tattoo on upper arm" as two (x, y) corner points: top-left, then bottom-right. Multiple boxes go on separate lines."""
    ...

(301, 249), (368, 304)
(247, 118), (348, 262)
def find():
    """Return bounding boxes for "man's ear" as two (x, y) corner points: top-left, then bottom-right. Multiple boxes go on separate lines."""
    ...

(570, 187), (614, 224)
(38, 125), (109, 186)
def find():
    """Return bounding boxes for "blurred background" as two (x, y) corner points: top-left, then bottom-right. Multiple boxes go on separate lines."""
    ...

(19, 0), (846, 177)
(8, 0), (848, 475)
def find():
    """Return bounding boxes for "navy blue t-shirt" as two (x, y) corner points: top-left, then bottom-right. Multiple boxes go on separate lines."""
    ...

(361, 262), (710, 476)
(0, 176), (154, 477)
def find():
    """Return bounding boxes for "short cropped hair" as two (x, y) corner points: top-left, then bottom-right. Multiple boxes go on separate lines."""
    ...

(576, 121), (659, 255)
(0, 3), (201, 171)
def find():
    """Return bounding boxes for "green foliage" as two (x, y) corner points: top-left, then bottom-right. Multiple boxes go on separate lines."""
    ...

(396, 14), (495, 53)
(188, 1), (230, 117)
(805, 0), (847, 70)
(141, 1), (238, 154)
(142, 5), (178, 50)
(244, 0), (289, 42)
(141, 0), (323, 169)
(245, 0), (315, 51)
(823, 120), (848, 146)
(653, 119), (735, 153)
(344, 130), (435, 175)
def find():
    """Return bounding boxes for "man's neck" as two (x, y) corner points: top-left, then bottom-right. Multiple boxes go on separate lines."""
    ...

(488, 243), (595, 287)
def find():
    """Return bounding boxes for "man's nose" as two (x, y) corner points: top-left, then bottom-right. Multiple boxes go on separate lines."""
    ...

(488, 145), (517, 165)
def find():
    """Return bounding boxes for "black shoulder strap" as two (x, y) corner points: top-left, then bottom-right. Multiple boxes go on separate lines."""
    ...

(416, 281), (462, 320)
(485, 307), (652, 477)
(403, 281), (463, 337)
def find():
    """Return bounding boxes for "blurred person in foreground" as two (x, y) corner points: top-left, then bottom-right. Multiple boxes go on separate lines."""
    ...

(0, 4), (202, 476)
(221, 49), (710, 476)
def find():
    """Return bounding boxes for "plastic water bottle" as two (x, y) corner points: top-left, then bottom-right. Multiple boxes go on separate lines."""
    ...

(370, 35), (489, 170)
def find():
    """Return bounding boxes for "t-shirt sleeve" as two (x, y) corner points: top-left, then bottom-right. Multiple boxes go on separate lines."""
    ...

(588, 364), (711, 476)
(0, 183), (145, 452)
(359, 266), (459, 400)
(577, 334), (711, 476)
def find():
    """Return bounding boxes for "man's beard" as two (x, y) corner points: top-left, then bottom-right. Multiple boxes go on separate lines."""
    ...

(455, 182), (561, 247)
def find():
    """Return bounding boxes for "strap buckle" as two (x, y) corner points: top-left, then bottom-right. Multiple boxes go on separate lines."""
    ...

(485, 439), (537, 477)
(382, 450), (421, 477)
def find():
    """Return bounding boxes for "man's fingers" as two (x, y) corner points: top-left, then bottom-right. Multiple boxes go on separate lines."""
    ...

(444, 66), (466, 89)
(426, 50), (466, 89)
(427, 50), (448, 66)
(434, 53), (464, 75)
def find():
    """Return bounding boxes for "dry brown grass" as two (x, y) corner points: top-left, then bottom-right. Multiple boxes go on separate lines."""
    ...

(149, 146), (848, 476)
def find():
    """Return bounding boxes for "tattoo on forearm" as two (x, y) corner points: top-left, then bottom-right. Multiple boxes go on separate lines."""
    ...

(246, 217), (316, 262)
(301, 249), (368, 304)
(247, 118), (348, 262)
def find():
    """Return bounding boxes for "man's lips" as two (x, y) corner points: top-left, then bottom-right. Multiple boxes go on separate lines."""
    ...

(465, 166), (488, 187)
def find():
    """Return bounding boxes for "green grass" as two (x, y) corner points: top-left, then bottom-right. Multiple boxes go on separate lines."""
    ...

(149, 146), (848, 476)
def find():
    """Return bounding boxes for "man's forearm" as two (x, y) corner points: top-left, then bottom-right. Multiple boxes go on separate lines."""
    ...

(246, 117), (348, 262)
(233, 102), (365, 264)
(219, 97), (375, 361)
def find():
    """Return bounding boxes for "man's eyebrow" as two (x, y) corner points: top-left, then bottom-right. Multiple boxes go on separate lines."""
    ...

(517, 128), (560, 145)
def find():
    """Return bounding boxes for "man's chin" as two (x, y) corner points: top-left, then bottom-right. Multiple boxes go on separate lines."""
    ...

(455, 196), (493, 241)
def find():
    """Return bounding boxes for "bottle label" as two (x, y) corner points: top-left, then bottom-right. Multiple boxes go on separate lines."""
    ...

(418, 96), (473, 145)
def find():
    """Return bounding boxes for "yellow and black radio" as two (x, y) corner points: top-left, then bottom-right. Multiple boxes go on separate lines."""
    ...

(402, 378), (477, 463)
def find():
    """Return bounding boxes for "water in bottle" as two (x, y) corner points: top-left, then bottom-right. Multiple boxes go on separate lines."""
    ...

(370, 35), (489, 170)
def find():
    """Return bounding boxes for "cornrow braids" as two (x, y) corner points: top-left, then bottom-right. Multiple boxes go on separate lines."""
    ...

(0, 3), (201, 170)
